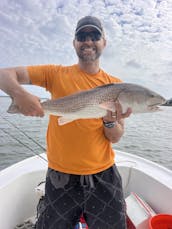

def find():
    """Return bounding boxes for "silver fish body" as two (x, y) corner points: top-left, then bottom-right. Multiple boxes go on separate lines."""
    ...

(7, 83), (166, 125)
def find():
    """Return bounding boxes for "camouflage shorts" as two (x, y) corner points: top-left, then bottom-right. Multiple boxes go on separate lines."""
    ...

(35, 165), (126, 229)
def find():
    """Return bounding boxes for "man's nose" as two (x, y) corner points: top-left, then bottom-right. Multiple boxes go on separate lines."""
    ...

(84, 36), (93, 42)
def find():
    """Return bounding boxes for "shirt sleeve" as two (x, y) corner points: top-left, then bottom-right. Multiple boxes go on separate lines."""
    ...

(27, 64), (61, 92)
(109, 74), (123, 83)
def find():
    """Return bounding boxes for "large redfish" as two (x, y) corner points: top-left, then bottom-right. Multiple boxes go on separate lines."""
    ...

(7, 83), (166, 125)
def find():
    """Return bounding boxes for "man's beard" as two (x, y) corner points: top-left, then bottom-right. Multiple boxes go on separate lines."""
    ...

(76, 47), (102, 63)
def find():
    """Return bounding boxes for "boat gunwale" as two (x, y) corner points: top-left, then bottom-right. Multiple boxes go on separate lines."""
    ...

(0, 151), (171, 189)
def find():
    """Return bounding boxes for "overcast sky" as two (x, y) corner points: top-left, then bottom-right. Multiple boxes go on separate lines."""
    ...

(0, 0), (172, 98)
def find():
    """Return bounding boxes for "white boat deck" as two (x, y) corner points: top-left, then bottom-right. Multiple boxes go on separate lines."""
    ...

(0, 151), (172, 229)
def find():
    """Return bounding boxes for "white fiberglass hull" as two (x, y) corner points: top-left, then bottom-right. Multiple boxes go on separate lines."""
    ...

(0, 151), (172, 229)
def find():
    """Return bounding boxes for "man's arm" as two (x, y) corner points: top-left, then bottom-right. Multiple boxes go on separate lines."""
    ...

(0, 67), (44, 116)
(103, 102), (132, 143)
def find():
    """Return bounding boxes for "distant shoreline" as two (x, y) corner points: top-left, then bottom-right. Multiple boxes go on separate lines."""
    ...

(163, 98), (172, 106)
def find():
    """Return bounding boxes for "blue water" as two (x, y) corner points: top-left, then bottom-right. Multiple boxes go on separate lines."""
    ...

(0, 97), (172, 171)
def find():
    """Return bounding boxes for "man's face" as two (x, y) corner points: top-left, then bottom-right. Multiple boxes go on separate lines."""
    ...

(73, 27), (106, 63)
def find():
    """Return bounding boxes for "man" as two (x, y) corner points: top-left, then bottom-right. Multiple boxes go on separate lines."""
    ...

(0, 16), (131, 229)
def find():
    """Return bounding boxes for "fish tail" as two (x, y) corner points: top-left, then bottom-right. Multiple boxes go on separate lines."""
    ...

(7, 99), (19, 114)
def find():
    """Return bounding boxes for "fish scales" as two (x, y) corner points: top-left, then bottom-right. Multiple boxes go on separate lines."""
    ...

(7, 83), (166, 125)
(42, 83), (121, 113)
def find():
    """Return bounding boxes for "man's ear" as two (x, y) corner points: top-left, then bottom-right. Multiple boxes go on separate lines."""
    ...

(73, 39), (76, 48)
(103, 38), (107, 48)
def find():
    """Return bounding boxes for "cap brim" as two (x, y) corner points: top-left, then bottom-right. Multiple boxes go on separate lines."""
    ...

(75, 25), (102, 35)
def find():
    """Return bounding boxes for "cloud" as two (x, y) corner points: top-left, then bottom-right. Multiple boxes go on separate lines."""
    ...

(125, 60), (142, 69)
(0, 0), (171, 98)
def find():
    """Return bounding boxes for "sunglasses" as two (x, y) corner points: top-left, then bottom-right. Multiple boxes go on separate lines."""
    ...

(75, 31), (102, 42)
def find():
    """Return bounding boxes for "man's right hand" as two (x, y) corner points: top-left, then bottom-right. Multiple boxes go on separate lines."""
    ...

(0, 67), (44, 117)
(13, 91), (44, 117)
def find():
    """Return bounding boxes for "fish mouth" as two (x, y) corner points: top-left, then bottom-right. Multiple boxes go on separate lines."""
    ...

(148, 102), (165, 111)
(161, 99), (172, 106)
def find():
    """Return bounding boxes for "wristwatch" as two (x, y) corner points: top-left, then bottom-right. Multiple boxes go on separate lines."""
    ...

(103, 120), (116, 128)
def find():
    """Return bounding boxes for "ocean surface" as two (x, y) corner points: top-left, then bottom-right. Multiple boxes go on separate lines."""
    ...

(0, 96), (172, 171)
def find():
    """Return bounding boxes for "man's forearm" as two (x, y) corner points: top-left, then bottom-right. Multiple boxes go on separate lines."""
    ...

(0, 67), (44, 117)
(103, 119), (124, 143)
(0, 69), (24, 97)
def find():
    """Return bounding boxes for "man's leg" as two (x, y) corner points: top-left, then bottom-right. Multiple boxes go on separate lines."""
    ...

(35, 169), (83, 229)
(84, 165), (126, 229)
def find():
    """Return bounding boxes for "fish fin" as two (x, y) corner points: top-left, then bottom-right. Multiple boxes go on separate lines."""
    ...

(7, 100), (19, 114)
(58, 117), (76, 125)
(98, 102), (116, 112)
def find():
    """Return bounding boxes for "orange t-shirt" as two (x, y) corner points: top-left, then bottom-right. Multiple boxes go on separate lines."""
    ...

(28, 64), (122, 175)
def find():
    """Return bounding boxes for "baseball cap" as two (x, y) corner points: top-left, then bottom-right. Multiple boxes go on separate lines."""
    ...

(75, 16), (104, 35)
